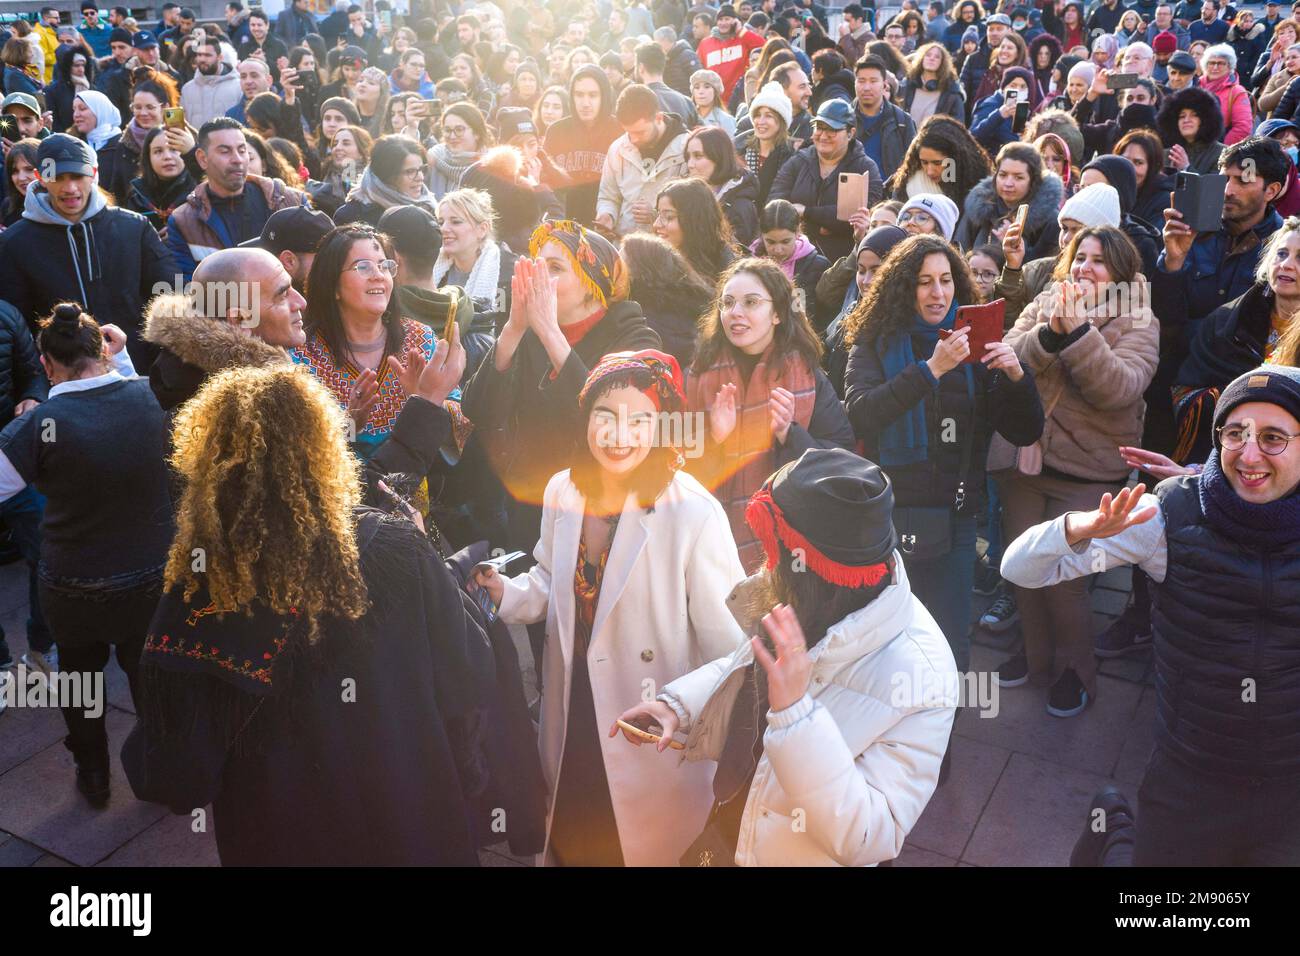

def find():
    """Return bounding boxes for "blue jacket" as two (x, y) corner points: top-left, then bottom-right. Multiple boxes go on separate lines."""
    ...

(970, 91), (1016, 152)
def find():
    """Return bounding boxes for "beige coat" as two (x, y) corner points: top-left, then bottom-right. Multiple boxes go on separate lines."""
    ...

(1004, 276), (1159, 482)
(498, 468), (746, 866)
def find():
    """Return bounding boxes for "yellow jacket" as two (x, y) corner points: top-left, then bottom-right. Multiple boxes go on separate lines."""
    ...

(34, 24), (58, 83)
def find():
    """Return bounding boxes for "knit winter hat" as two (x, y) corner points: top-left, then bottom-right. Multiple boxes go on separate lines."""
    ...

(1212, 366), (1300, 439)
(899, 193), (960, 240)
(745, 448), (899, 588)
(749, 80), (793, 130)
(962, 25), (980, 46)
(1152, 30), (1179, 55)
(1058, 182), (1121, 228)
(1067, 60), (1097, 85)
(690, 68), (724, 100)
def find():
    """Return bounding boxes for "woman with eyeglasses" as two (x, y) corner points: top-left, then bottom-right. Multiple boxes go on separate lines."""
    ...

(292, 223), (470, 465)
(428, 102), (490, 200)
(999, 225), (1158, 718)
(1172, 218), (1300, 465)
(1197, 44), (1252, 146)
(335, 134), (437, 227)
(685, 257), (855, 573)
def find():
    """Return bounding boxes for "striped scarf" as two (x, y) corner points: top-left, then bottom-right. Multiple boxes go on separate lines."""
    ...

(687, 349), (816, 572)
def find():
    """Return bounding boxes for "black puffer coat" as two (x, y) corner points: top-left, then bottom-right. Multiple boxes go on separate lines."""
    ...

(768, 141), (885, 261)
(717, 170), (760, 247)
(0, 300), (49, 421)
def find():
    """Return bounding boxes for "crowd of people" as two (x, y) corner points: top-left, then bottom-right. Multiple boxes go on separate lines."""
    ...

(0, 0), (1296, 869)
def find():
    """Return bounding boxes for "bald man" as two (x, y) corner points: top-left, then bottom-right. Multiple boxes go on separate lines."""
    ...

(143, 248), (306, 412)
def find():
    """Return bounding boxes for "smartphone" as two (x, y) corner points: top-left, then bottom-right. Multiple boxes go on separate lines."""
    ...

(192, 27), (206, 45)
(1012, 101), (1030, 133)
(296, 70), (319, 91)
(1005, 88), (1019, 104)
(1014, 203), (1029, 230)
(615, 718), (686, 751)
(0, 115), (18, 143)
(379, 9), (393, 29)
(952, 299), (1007, 363)
(836, 171), (867, 221)
(469, 551), (527, 624)
(1106, 72), (1140, 90)
(163, 106), (186, 129)
(443, 294), (458, 343)
(1172, 171), (1227, 233)
(419, 97), (442, 119)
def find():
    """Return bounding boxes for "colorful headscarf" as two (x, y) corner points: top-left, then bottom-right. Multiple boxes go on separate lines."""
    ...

(528, 219), (628, 308)
(577, 349), (686, 413)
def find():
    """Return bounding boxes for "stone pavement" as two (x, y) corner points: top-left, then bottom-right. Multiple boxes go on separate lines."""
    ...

(0, 550), (1152, 868)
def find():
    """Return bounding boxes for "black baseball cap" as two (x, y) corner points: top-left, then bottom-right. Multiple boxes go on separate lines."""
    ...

(238, 206), (334, 254)
(377, 204), (442, 259)
(37, 133), (98, 177)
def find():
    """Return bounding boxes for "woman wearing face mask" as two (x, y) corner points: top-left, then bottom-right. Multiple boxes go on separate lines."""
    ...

(292, 223), (468, 463)
(336, 134), (437, 227)
(898, 42), (966, 127)
(1000, 226), (1159, 717)
(888, 114), (992, 209)
(689, 69), (735, 136)
(1172, 218), (1300, 463)
(126, 126), (199, 235)
(43, 45), (97, 135)
(842, 235), (1042, 674)
(752, 199), (829, 326)
(307, 125), (371, 217)
(972, 67), (1042, 153)
(427, 102), (490, 200)
(653, 177), (742, 285)
(821, 224), (908, 400)
(685, 258), (855, 573)
(1156, 85), (1225, 174)
(1258, 118), (1300, 218)
(684, 125), (760, 248)
(471, 350), (746, 867)
(69, 91), (125, 203)
(2, 139), (40, 229)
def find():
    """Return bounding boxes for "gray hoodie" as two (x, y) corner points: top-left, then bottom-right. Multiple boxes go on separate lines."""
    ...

(23, 184), (110, 308)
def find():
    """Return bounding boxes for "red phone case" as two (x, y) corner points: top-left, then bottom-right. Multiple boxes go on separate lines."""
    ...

(954, 299), (1006, 365)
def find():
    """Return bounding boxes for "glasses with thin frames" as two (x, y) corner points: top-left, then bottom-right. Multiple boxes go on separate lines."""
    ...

(1216, 424), (1299, 456)
(344, 259), (399, 278)
(721, 294), (773, 313)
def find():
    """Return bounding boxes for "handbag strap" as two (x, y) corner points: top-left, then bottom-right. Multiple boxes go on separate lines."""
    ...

(953, 370), (976, 511)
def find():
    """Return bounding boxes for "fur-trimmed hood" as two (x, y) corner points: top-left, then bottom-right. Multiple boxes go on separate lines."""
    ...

(1157, 85), (1225, 147)
(143, 292), (291, 372)
(962, 169), (1065, 236)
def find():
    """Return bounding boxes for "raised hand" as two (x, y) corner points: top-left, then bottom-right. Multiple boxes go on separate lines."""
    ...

(1001, 218), (1025, 269)
(99, 323), (128, 356)
(524, 257), (560, 338)
(1167, 143), (1189, 172)
(1064, 483), (1157, 546)
(1118, 445), (1197, 480)
(1161, 199), (1196, 272)
(710, 382), (739, 443)
(752, 603), (813, 713)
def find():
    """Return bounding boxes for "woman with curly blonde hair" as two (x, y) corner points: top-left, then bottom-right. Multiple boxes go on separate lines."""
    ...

(122, 365), (497, 866)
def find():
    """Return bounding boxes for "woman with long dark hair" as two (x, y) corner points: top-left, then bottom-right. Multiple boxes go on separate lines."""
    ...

(0, 303), (170, 807)
(842, 235), (1042, 672)
(116, 75), (184, 203)
(472, 351), (745, 866)
(685, 125), (760, 246)
(975, 31), (1032, 103)
(889, 114), (992, 208)
(246, 91), (322, 179)
(653, 177), (742, 284)
(685, 257), (855, 573)
(126, 125), (199, 233)
(2, 139), (40, 228)
(1115, 128), (1175, 227)
(43, 44), (97, 134)
(621, 233), (715, 367)
(336, 134), (437, 226)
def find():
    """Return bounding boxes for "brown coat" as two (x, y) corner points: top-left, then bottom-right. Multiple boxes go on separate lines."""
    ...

(1004, 276), (1159, 482)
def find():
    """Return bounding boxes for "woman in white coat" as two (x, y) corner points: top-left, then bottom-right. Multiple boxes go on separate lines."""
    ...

(473, 350), (746, 866)
(616, 448), (959, 866)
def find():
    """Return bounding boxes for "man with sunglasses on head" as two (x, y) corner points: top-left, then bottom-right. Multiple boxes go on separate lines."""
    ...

(166, 117), (310, 282)
(1004, 365), (1300, 866)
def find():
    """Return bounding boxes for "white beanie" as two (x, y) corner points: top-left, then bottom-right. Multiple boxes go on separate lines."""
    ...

(1058, 182), (1121, 229)
(899, 193), (960, 240)
(748, 81), (793, 131)
(1067, 60), (1097, 86)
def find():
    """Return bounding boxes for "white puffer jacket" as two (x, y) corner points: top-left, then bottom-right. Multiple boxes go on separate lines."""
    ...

(659, 560), (958, 866)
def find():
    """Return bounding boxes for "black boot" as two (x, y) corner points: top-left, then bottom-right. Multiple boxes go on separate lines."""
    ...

(1070, 786), (1135, 866)
(75, 766), (111, 808)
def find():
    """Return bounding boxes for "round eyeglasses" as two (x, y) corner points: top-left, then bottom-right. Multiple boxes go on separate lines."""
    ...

(1216, 423), (1298, 456)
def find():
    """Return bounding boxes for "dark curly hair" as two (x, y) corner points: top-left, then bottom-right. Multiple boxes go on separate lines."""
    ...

(889, 114), (992, 202)
(842, 235), (978, 348)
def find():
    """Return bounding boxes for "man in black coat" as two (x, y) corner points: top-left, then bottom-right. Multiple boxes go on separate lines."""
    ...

(959, 13), (1011, 121)
(275, 0), (319, 48)
(655, 25), (701, 93)
(0, 135), (176, 370)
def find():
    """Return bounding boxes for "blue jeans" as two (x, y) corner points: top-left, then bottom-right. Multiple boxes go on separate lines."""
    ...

(902, 514), (977, 672)
(0, 485), (51, 653)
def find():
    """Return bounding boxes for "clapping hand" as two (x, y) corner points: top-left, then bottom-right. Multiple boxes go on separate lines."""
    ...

(347, 367), (380, 433)
(710, 382), (738, 443)
(1064, 483), (1157, 547)
(769, 386), (796, 443)
(387, 321), (466, 406)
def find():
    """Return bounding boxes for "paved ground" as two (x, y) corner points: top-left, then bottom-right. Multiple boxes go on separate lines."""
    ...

(0, 549), (1152, 868)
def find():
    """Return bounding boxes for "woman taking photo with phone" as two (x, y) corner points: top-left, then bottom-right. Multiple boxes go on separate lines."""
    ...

(971, 67), (1042, 153)
(686, 258), (855, 573)
(841, 235), (1043, 672)
(470, 351), (746, 866)
(1000, 225), (1158, 717)
(614, 447), (960, 867)
(955, 142), (1065, 259)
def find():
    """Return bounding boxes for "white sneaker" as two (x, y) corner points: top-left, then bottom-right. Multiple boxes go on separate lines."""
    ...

(21, 646), (57, 676)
